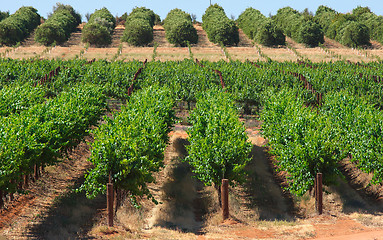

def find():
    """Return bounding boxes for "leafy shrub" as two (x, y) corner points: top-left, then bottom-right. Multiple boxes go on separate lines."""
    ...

(0, 11), (9, 22)
(122, 18), (153, 46)
(352, 6), (383, 45)
(273, 7), (300, 38)
(238, 8), (285, 46)
(34, 23), (66, 45)
(260, 88), (342, 196)
(82, 23), (112, 46)
(237, 8), (264, 39)
(154, 14), (162, 25)
(0, 7), (40, 46)
(336, 21), (370, 47)
(375, 25), (383, 44)
(88, 7), (115, 28)
(255, 20), (285, 46)
(35, 4), (80, 46)
(202, 4), (239, 46)
(82, 8), (115, 46)
(164, 9), (198, 46)
(315, 5), (337, 33)
(297, 20), (324, 47)
(51, 3), (81, 26)
(122, 7), (157, 46)
(352, 6), (372, 18)
(326, 18), (344, 40)
(186, 89), (252, 193)
(0, 83), (106, 195)
(323, 9), (371, 47)
(126, 7), (155, 27)
(273, 7), (323, 47)
(79, 86), (175, 204)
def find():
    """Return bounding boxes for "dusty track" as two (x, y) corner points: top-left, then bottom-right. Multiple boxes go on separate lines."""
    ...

(0, 138), (106, 239)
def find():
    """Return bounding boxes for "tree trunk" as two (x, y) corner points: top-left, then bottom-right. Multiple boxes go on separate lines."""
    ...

(215, 183), (222, 208)
(0, 190), (3, 209)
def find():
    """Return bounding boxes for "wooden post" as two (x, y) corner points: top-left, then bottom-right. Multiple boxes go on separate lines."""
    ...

(221, 179), (229, 220)
(0, 190), (3, 208)
(34, 164), (39, 181)
(24, 175), (29, 188)
(9, 180), (13, 201)
(316, 173), (323, 215)
(107, 183), (114, 227)
(314, 176), (317, 200)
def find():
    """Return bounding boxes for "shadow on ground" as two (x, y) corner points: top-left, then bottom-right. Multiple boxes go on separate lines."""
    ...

(148, 137), (210, 235)
(243, 144), (298, 221)
(330, 160), (383, 215)
(26, 176), (105, 240)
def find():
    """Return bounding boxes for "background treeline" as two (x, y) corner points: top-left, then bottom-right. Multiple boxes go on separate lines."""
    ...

(1, 4), (382, 49)
(202, 4), (239, 46)
(0, 11), (9, 22)
(164, 8), (198, 46)
(35, 3), (81, 46)
(237, 7), (285, 46)
(0, 7), (40, 46)
(273, 7), (324, 47)
(82, 7), (115, 46)
(354, 6), (383, 45)
(315, 5), (381, 47)
(122, 7), (157, 46)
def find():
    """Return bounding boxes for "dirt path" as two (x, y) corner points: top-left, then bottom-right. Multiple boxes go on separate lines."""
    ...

(20, 30), (37, 47)
(153, 25), (171, 47)
(191, 24), (224, 61)
(226, 29), (264, 61)
(242, 128), (294, 220)
(110, 26), (124, 48)
(0, 138), (105, 239)
(146, 128), (205, 233)
(61, 27), (83, 47)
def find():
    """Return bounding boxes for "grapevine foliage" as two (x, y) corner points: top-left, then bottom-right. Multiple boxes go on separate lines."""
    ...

(260, 88), (343, 196)
(79, 86), (176, 206)
(186, 89), (252, 188)
(0, 84), (106, 193)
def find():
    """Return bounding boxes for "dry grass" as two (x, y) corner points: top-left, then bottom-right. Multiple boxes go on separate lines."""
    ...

(226, 47), (262, 61)
(90, 225), (140, 239)
(156, 47), (190, 61)
(115, 204), (146, 233)
(192, 47), (224, 61)
(260, 46), (297, 62)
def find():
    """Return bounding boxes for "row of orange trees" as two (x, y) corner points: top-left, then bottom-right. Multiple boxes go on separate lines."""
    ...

(1, 4), (382, 47)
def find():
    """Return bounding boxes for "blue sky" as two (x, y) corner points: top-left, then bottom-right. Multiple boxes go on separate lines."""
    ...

(1, 1), (382, 22)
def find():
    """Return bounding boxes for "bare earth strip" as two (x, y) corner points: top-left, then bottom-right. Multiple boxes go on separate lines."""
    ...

(226, 29), (261, 61)
(110, 26), (124, 48)
(192, 24), (224, 61)
(262, 45), (296, 62)
(0, 138), (106, 239)
(153, 25), (171, 47)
